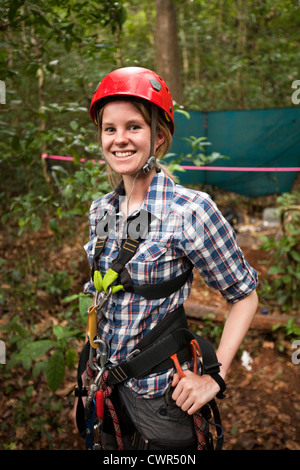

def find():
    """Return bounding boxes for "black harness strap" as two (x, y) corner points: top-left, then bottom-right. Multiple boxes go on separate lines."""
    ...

(106, 327), (223, 388)
(92, 210), (193, 300)
(133, 266), (193, 300)
(75, 340), (90, 437)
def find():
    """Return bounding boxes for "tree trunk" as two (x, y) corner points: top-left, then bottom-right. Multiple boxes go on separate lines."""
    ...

(155, 0), (182, 104)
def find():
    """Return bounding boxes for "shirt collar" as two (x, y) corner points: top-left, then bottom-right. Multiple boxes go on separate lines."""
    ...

(96, 169), (175, 221)
(141, 169), (175, 221)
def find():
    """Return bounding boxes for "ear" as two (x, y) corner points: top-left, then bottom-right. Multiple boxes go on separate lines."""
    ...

(155, 131), (165, 150)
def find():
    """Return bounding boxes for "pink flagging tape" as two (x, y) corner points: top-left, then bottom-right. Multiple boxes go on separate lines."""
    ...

(41, 153), (104, 164)
(41, 154), (299, 171)
(181, 165), (300, 172)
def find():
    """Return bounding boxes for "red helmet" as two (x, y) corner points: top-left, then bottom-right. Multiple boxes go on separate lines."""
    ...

(89, 67), (174, 134)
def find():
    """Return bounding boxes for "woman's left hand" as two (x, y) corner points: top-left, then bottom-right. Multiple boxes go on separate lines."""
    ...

(171, 370), (221, 415)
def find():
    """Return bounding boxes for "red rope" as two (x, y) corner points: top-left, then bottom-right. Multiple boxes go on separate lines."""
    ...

(89, 364), (205, 450)
(193, 413), (206, 450)
(101, 371), (124, 450)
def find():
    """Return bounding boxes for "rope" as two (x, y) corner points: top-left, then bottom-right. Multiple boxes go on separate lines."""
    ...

(193, 412), (206, 450)
(101, 371), (125, 450)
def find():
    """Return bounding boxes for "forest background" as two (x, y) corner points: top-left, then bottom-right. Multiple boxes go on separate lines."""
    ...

(0, 0), (300, 451)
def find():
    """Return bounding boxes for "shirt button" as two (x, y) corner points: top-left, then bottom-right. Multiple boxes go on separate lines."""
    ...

(159, 405), (168, 416)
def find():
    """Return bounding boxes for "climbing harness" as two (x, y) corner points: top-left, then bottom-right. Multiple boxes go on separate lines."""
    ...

(74, 209), (225, 451)
(75, 315), (225, 450)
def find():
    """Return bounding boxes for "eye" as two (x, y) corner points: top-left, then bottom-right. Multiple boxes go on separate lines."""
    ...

(103, 126), (115, 133)
(129, 124), (142, 131)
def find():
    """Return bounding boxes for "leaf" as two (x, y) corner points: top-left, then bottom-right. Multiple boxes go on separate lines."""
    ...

(79, 294), (92, 317)
(65, 348), (77, 370)
(33, 215), (42, 232)
(290, 250), (300, 262)
(174, 108), (190, 119)
(268, 266), (285, 275)
(46, 350), (65, 393)
(69, 120), (78, 130)
(53, 324), (81, 340)
(16, 340), (55, 362)
(62, 294), (80, 303)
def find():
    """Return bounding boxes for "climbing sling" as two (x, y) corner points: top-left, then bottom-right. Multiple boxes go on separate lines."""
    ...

(75, 209), (226, 450)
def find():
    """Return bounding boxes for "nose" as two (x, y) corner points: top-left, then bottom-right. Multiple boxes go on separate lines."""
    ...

(114, 128), (129, 145)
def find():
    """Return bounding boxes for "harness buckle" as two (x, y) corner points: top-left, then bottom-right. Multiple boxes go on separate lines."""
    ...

(203, 362), (222, 375)
(126, 349), (140, 362)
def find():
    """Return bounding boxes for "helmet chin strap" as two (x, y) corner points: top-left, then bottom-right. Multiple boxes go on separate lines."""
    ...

(142, 105), (158, 174)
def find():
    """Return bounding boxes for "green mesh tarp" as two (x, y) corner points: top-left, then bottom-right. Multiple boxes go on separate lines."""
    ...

(170, 107), (300, 197)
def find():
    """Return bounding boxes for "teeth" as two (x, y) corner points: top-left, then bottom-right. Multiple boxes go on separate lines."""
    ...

(115, 151), (135, 158)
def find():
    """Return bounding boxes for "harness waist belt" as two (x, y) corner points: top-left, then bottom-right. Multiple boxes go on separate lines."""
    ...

(105, 305), (222, 387)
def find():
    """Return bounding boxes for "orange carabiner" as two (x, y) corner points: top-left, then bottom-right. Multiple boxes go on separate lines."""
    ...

(170, 353), (186, 379)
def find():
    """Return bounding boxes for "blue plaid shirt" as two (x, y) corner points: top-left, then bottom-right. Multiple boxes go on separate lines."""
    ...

(83, 170), (258, 397)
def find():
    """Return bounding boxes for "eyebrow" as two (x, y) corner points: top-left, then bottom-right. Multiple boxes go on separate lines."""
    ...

(102, 118), (146, 127)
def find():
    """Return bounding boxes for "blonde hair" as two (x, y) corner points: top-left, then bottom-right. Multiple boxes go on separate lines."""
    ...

(96, 100), (174, 188)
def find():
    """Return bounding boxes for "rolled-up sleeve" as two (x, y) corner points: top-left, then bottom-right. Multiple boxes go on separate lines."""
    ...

(179, 193), (258, 303)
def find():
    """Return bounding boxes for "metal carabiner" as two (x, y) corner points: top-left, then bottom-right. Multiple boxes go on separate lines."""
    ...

(88, 338), (108, 371)
(94, 338), (108, 370)
(87, 287), (112, 349)
(85, 365), (106, 422)
(97, 286), (113, 314)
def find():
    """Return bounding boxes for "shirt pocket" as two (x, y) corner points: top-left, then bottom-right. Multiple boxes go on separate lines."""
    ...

(135, 242), (169, 263)
(132, 242), (170, 284)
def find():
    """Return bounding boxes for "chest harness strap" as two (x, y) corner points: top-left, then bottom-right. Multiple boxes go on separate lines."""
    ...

(91, 209), (193, 300)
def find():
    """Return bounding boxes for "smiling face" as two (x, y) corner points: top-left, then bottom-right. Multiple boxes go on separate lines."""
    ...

(100, 100), (165, 178)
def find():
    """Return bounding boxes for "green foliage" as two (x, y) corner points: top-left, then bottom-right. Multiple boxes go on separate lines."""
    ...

(0, 0), (123, 210)
(166, 135), (229, 174)
(272, 317), (300, 353)
(1, 293), (91, 393)
(273, 317), (300, 343)
(177, 0), (300, 111)
(180, 136), (229, 167)
(57, 161), (111, 212)
(258, 191), (300, 312)
(190, 314), (224, 347)
(165, 107), (230, 173)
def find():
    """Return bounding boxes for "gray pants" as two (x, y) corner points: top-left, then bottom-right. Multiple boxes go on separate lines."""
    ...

(102, 385), (197, 450)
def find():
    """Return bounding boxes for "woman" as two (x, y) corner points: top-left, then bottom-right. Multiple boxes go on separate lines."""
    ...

(81, 67), (258, 450)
